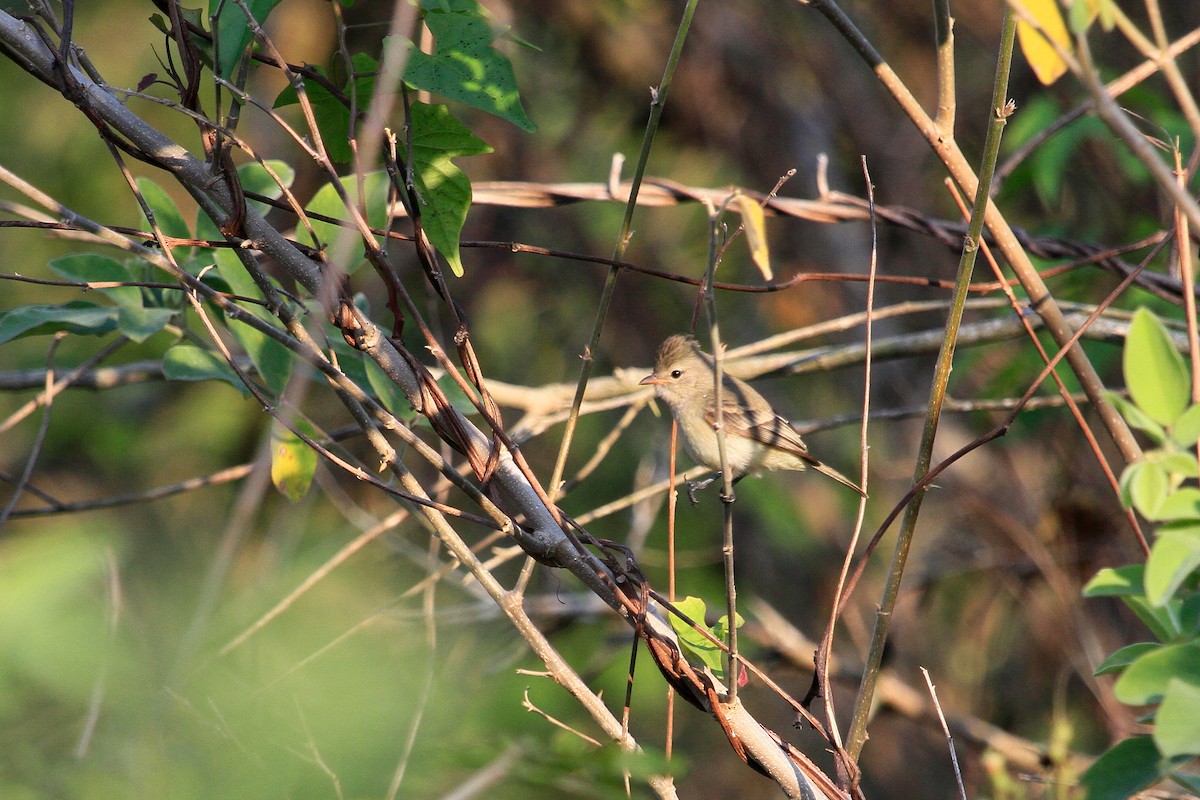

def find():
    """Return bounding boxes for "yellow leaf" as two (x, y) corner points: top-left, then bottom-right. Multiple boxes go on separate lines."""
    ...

(1014, 0), (1071, 85)
(270, 419), (318, 503)
(733, 195), (772, 281)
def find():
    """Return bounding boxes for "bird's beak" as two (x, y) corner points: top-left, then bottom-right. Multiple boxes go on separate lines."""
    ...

(639, 373), (666, 386)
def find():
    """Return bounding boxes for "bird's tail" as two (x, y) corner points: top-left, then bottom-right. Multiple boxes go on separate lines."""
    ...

(804, 454), (867, 498)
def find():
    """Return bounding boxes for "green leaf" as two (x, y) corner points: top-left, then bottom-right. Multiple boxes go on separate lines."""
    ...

(1155, 678), (1200, 758)
(227, 314), (293, 396)
(669, 595), (709, 635)
(1084, 565), (1146, 597)
(668, 596), (725, 679)
(49, 254), (140, 309)
(1066, 0), (1097, 34)
(419, 0), (478, 11)
(305, 169), (392, 255)
(402, 8), (536, 131)
(238, 160), (296, 216)
(1094, 642), (1161, 676)
(1123, 595), (1182, 643)
(1009, 100), (1089, 205)
(1085, 565), (1178, 641)
(1146, 528), (1200, 606)
(50, 254), (174, 341)
(409, 102), (493, 276)
(135, 177), (191, 243)
(1114, 642), (1200, 705)
(436, 370), (479, 416)
(1171, 403), (1200, 447)
(162, 343), (249, 394)
(363, 355), (412, 417)
(712, 611), (744, 643)
(210, 0), (283, 80)
(1128, 461), (1169, 519)
(1182, 594), (1200, 638)
(1118, 463), (1136, 509)
(1156, 451), (1200, 479)
(213, 246), (262, 301)
(215, 249), (294, 396)
(116, 305), (176, 343)
(1107, 391), (1168, 445)
(329, 337), (373, 392)
(149, 7), (213, 71)
(1125, 308), (1189, 426)
(190, 206), (224, 266)
(0, 302), (118, 344)
(273, 54), (378, 163)
(48, 254), (174, 340)
(1106, 391), (1168, 445)
(270, 418), (319, 502)
(1154, 488), (1200, 522)
(1079, 736), (1164, 800)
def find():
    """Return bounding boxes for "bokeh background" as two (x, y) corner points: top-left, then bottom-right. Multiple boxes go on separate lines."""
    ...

(2, 0), (1197, 797)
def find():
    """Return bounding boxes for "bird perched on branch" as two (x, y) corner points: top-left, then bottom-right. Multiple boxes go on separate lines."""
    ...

(640, 334), (865, 500)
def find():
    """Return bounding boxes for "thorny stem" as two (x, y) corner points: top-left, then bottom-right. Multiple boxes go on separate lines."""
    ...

(844, 6), (1018, 762)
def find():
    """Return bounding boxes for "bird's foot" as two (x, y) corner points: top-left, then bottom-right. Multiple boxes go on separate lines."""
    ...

(685, 473), (723, 506)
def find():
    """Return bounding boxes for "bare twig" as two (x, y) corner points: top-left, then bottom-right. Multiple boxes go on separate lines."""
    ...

(921, 667), (967, 800)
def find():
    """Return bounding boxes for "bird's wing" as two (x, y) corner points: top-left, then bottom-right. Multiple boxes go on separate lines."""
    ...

(703, 398), (810, 454)
(721, 406), (867, 497)
(743, 409), (811, 454)
(703, 389), (866, 496)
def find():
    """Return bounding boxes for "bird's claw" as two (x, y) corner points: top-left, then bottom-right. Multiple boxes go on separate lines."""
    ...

(685, 473), (722, 506)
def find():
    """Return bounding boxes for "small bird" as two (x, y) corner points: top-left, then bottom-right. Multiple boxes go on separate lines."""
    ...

(639, 334), (865, 499)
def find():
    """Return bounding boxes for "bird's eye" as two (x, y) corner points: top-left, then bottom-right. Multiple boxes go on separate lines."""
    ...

(670, 369), (683, 379)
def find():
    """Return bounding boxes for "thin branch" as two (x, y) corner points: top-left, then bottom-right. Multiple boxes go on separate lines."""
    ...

(922, 668), (967, 800)
(817, 157), (877, 788)
(0, 333), (65, 530)
(845, 8), (1019, 760)
(547, 0), (701, 504)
